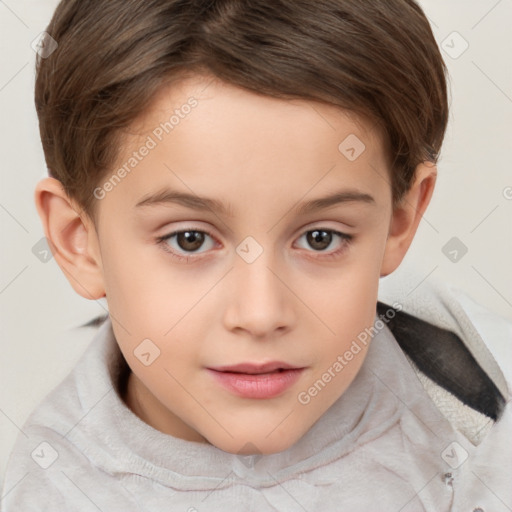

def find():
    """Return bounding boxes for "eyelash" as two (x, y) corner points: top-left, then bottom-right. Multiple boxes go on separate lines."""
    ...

(156, 228), (353, 263)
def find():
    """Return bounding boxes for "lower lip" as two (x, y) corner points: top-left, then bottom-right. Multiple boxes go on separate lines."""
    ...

(207, 368), (305, 399)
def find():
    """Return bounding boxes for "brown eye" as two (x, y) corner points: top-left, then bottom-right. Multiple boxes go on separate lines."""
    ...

(306, 230), (333, 251)
(175, 231), (205, 252)
(157, 229), (216, 260)
(295, 228), (353, 260)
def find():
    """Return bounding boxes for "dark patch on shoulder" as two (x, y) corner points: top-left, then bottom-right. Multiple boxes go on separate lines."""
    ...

(377, 302), (506, 421)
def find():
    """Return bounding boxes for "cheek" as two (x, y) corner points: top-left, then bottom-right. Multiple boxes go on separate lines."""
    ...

(314, 256), (381, 338)
(98, 233), (187, 326)
(308, 251), (381, 374)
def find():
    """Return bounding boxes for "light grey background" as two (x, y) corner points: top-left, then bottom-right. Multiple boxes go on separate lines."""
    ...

(1, 0), (511, 489)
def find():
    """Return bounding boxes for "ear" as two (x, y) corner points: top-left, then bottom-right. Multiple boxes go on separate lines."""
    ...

(380, 162), (437, 277)
(34, 177), (106, 299)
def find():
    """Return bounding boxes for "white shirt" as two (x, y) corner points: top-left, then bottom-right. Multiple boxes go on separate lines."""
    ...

(1, 282), (511, 511)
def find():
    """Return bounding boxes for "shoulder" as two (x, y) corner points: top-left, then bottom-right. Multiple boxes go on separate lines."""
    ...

(378, 270), (511, 443)
(1, 318), (124, 511)
(1, 424), (93, 511)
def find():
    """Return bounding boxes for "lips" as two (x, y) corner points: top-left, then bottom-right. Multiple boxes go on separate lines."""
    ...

(208, 361), (302, 375)
(207, 361), (306, 398)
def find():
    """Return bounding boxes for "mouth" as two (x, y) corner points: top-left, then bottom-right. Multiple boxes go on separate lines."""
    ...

(208, 361), (303, 375)
(206, 361), (306, 398)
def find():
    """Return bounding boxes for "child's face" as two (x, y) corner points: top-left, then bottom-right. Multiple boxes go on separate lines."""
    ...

(82, 75), (402, 454)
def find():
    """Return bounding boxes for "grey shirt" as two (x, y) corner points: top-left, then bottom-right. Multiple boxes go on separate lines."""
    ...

(1, 292), (511, 511)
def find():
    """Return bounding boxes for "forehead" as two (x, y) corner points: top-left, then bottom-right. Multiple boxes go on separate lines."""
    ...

(136, 74), (382, 145)
(99, 74), (390, 217)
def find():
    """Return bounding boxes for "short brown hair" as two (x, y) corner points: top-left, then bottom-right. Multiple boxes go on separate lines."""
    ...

(35, 0), (449, 224)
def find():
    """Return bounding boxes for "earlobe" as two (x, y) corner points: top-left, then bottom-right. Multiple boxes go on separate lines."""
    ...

(34, 177), (106, 300)
(380, 162), (437, 277)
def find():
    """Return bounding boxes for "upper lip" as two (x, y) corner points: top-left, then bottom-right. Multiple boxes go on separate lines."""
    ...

(208, 361), (303, 374)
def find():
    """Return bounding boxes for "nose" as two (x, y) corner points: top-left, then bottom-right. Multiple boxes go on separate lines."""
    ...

(222, 248), (296, 339)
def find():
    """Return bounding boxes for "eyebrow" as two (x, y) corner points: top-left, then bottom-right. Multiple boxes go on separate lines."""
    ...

(134, 188), (375, 216)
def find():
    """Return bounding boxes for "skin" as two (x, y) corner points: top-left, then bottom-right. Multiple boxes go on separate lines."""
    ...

(34, 74), (436, 455)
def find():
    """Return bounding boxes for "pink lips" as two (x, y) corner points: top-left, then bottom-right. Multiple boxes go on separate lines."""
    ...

(207, 361), (305, 399)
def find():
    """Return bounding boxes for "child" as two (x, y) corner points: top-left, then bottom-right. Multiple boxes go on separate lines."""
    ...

(1, 0), (510, 510)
